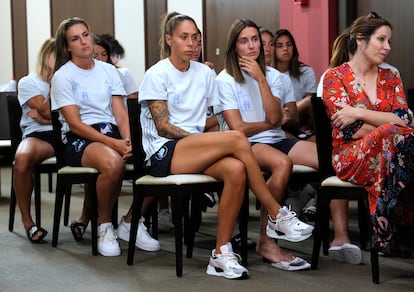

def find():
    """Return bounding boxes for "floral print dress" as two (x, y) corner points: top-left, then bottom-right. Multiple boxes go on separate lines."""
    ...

(323, 63), (414, 252)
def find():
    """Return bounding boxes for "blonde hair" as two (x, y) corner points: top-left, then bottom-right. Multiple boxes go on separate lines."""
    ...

(35, 38), (56, 82)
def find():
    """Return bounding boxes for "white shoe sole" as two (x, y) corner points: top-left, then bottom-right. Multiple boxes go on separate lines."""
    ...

(265, 256), (311, 271)
(206, 264), (249, 280)
(328, 243), (362, 264)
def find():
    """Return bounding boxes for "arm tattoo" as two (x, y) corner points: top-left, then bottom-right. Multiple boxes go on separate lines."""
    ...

(148, 100), (192, 139)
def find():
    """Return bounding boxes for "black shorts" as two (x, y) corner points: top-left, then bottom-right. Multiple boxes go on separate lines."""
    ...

(25, 130), (55, 148)
(145, 140), (178, 177)
(251, 138), (299, 155)
(64, 123), (121, 166)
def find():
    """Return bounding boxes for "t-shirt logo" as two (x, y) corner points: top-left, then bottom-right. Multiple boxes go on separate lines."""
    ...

(155, 145), (168, 160)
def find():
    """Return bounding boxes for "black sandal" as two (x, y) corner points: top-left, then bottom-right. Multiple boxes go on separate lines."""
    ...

(70, 221), (88, 241)
(27, 225), (48, 243)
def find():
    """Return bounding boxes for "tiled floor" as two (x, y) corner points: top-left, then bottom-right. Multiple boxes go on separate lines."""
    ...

(0, 164), (413, 291)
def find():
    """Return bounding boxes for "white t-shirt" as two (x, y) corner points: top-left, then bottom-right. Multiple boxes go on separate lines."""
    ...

(283, 65), (317, 102)
(51, 60), (126, 141)
(17, 73), (52, 136)
(117, 67), (138, 97)
(139, 58), (218, 161)
(215, 66), (287, 144)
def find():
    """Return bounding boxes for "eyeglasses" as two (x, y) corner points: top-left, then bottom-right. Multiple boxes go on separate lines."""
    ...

(366, 11), (381, 19)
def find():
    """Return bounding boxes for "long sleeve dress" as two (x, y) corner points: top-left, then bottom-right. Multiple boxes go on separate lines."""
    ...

(323, 62), (414, 253)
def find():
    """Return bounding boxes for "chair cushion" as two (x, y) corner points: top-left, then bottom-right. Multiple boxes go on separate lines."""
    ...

(292, 164), (318, 173)
(39, 156), (57, 165)
(0, 139), (11, 147)
(321, 176), (362, 188)
(136, 174), (220, 185)
(58, 166), (99, 174)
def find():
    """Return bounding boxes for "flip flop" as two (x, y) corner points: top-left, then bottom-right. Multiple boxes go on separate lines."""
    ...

(27, 225), (48, 243)
(70, 221), (88, 241)
(328, 243), (362, 264)
(263, 256), (311, 271)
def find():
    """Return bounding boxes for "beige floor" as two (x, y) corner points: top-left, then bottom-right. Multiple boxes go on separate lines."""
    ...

(0, 164), (413, 292)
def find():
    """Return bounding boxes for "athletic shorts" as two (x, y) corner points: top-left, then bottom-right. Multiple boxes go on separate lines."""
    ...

(25, 130), (55, 148)
(144, 140), (178, 177)
(252, 138), (299, 155)
(64, 123), (121, 166)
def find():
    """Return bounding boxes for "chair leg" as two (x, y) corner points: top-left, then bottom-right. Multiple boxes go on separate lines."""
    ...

(239, 187), (249, 267)
(63, 186), (72, 226)
(48, 172), (53, 193)
(358, 199), (369, 250)
(171, 195), (183, 277)
(9, 170), (16, 231)
(127, 187), (144, 265)
(371, 247), (380, 284)
(185, 194), (201, 259)
(88, 180), (98, 256)
(34, 172), (41, 227)
(52, 180), (66, 247)
(311, 190), (328, 269)
(112, 199), (118, 229)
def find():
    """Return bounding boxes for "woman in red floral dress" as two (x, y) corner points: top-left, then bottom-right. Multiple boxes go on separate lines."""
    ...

(323, 12), (414, 263)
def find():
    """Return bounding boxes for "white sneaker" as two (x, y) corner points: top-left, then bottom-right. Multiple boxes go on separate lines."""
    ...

(206, 242), (249, 279)
(266, 206), (314, 242)
(117, 217), (160, 252)
(158, 209), (174, 232)
(98, 222), (121, 256)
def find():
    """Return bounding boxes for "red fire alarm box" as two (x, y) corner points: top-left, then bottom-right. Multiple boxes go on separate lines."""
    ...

(294, 0), (308, 5)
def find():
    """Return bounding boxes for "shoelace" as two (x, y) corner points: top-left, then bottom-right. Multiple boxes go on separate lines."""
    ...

(102, 226), (117, 241)
(220, 252), (242, 267)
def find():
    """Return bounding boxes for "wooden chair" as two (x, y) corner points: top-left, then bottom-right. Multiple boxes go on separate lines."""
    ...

(6, 93), (56, 231)
(125, 98), (249, 277)
(50, 110), (100, 255)
(310, 94), (381, 283)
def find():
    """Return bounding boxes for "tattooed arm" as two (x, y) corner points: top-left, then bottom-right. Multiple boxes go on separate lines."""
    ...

(148, 100), (192, 139)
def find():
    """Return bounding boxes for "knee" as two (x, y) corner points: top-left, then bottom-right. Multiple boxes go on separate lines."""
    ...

(13, 152), (35, 173)
(99, 156), (125, 178)
(222, 159), (246, 185)
(229, 130), (251, 151)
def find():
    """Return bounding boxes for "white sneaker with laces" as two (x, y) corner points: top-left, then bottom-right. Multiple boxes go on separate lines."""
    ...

(117, 217), (160, 252)
(266, 206), (314, 242)
(98, 222), (121, 256)
(206, 242), (249, 279)
(158, 209), (174, 232)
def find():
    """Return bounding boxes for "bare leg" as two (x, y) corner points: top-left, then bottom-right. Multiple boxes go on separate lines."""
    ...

(171, 130), (282, 218)
(251, 143), (296, 262)
(287, 140), (318, 169)
(203, 157), (246, 250)
(13, 138), (54, 237)
(330, 199), (351, 246)
(81, 142), (125, 225)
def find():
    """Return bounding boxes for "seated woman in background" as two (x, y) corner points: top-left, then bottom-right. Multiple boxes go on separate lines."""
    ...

(323, 11), (414, 263)
(51, 17), (132, 257)
(14, 38), (56, 243)
(123, 12), (314, 279)
(216, 18), (316, 271)
(273, 29), (317, 140)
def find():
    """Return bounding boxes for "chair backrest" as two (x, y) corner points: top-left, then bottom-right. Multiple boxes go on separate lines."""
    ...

(310, 94), (336, 179)
(126, 98), (146, 176)
(0, 91), (16, 140)
(6, 94), (22, 156)
(50, 110), (66, 169)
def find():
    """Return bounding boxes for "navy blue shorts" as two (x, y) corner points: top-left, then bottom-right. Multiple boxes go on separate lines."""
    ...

(145, 140), (178, 177)
(25, 130), (55, 148)
(64, 123), (121, 166)
(252, 138), (299, 155)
